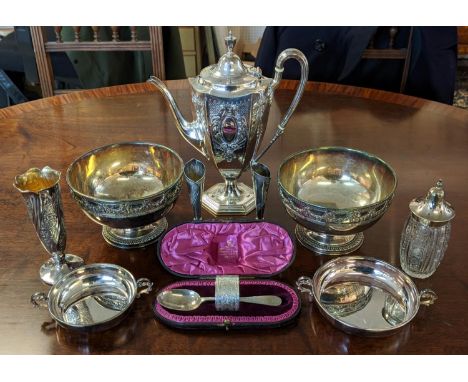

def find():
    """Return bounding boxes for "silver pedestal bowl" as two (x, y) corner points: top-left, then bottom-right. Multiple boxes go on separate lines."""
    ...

(66, 142), (184, 249)
(278, 147), (397, 255)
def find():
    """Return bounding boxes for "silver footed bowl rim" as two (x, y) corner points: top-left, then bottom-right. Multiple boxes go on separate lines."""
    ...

(277, 146), (397, 212)
(66, 141), (184, 204)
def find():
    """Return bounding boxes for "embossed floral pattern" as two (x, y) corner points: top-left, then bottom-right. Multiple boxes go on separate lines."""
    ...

(71, 180), (182, 219)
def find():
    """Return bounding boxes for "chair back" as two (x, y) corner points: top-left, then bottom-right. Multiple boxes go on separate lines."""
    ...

(30, 26), (165, 97)
(361, 27), (414, 93)
(458, 27), (468, 57)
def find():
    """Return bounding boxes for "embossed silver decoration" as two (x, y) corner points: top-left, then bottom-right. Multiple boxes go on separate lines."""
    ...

(209, 95), (249, 162)
(278, 147), (397, 255)
(70, 182), (181, 219)
(31, 263), (153, 332)
(215, 275), (240, 311)
(148, 31), (309, 216)
(14, 166), (84, 285)
(400, 180), (455, 278)
(296, 256), (437, 336)
(184, 158), (206, 221)
(66, 142), (184, 249)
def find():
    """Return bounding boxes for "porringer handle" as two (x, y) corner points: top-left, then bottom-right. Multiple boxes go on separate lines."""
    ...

(31, 292), (48, 308)
(296, 276), (314, 302)
(254, 48), (309, 162)
(136, 278), (153, 298)
(419, 289), (438, 306)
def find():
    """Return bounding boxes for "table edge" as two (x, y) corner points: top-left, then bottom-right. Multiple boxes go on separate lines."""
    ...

(1, 79), (467, 122)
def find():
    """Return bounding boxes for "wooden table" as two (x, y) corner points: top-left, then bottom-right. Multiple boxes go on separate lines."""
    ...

(1, 80), (467, 355)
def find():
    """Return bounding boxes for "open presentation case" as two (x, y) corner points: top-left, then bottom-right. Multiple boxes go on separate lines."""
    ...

(153, 220), (301, 330)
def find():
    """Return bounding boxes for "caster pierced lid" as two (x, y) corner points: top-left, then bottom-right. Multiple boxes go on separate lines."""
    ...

(409, 180), (455, 225)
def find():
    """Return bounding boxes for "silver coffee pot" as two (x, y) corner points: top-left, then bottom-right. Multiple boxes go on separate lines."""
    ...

(148, 31), (308, 215)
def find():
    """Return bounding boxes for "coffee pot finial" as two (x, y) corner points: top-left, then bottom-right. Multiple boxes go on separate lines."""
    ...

(225, 30), (236, 52)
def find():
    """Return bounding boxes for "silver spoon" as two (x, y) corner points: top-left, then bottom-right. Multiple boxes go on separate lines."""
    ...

(157, 289), (282, 311)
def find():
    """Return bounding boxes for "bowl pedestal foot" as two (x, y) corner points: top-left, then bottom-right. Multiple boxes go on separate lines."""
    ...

(295, 225), (364, 255)
(202, 182), (255, 216)
(102, 218), (168, 249)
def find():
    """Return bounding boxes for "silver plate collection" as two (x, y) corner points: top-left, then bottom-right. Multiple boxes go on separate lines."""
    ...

(17, 32), (445, 338)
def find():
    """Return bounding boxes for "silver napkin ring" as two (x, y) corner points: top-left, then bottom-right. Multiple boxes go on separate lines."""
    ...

(215, 275), (240, 311)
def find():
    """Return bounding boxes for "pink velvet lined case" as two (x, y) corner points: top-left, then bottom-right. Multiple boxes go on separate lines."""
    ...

(154, 221), (301, 330)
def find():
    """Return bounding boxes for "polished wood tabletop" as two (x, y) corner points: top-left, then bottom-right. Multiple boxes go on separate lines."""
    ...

(1, 80), (467, 354)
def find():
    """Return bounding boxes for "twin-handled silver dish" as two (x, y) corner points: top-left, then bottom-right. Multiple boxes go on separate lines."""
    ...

(297, 256), (437, 336)
(31, 263), (152, 332)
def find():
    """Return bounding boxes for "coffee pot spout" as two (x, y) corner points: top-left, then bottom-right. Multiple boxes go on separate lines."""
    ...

(148, 76), (208, 158)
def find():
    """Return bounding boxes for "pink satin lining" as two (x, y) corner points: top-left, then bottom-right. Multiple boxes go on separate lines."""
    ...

(160, 222), (294, 276)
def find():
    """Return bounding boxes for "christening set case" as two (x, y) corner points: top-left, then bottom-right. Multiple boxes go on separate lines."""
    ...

(154, 220), (301, 330)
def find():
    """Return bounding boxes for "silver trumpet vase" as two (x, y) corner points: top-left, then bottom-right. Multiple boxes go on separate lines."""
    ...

(184, 159), (206, 221)
(251, 161), (271, 220)
(14, 166), (84, 285)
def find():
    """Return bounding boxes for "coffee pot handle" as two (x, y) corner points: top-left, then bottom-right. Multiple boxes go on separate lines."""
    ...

(254, 48), (309, 162)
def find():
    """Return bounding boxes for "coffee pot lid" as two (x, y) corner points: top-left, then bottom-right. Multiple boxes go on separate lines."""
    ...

(409, 180), (455, 224)
(196, 31), (263, 92)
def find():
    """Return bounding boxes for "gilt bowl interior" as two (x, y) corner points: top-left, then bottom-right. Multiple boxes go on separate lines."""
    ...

(67, 142), (183, 202)
(278, 147), (397, 210)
